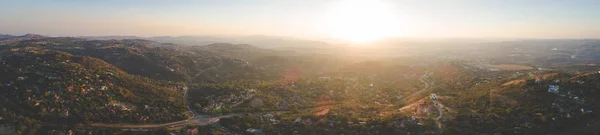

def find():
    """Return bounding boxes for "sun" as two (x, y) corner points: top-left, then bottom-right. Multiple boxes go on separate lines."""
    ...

(321, 0), (406, 43)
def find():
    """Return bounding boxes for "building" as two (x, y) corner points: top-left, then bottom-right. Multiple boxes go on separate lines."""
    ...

(548, 85), (559, 93)
(553, 80), (560, 83)
(294, 117), (302, 123)
(430, 94), (437, 100)
(246, 128), (263, 134)
(17, 76), (27, 81)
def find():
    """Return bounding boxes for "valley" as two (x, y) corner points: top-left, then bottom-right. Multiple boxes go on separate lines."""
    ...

(1, 35), (600, 134)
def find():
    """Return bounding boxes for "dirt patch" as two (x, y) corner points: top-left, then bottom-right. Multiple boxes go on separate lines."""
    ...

(313, 94), (333, 116)
(315, 109), (330, 116)
(398, 98), (426, 112)
(502, 79), (527, 86)
(491, 64), (533, 71)
(535, 72), (560, 80)
(398, 98), (436, 117)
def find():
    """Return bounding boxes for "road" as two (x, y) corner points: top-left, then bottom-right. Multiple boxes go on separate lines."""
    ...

(85, 113), (246, 129)
(398, 71), (444, 134)
(402, 72), (432, 102)
(433, 100), (443, 134)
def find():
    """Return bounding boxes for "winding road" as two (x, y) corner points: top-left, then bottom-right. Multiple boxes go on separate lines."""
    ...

(402, 72), (432, 102)
(400, 71), (444, 134)
(433, 100), (443, 134)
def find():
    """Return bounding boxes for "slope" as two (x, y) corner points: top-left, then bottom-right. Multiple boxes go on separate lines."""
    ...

(0, 48), (188, 134)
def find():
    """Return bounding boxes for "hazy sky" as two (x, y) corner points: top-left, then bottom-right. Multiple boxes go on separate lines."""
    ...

(1, 0), (600, 39)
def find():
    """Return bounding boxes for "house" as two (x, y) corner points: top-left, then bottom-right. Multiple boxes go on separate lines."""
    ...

(114, 104), (130, 111)
(548, 85), (559, 93)
(294, 117), (302, 123)
(5, 81), (14, 86)
(581, 108), (593, 113)
(270, 118), (279, 124)
(538, 68), (550, 71)
(263, 114), (274, 119)
(17, 76), (27, 81)
(246, 128), (263, 134)
(104, 72), (114, 76)
(248, 89), (257, 93)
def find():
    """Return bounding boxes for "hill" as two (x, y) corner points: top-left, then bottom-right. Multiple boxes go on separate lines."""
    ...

(430, 63), (600, 134)
(0, 37), (270, 82)
(0, 34), (15, 39)
(0, 48), (188, 134)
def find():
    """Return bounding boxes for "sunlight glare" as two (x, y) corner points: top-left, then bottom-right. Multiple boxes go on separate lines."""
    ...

(321, 0), (406, 44)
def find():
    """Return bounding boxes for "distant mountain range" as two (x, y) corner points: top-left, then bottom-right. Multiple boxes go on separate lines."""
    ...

(0, 34), (45, 39)
(78, 35), (333, 49)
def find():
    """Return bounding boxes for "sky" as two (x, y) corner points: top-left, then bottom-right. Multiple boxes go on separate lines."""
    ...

(1, 0), (600, 39)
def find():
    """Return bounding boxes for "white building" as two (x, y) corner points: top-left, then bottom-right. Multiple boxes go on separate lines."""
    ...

(430, 94), (437, 100)
(246, 128), (263, 134)
(548, 85), (559, 93)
